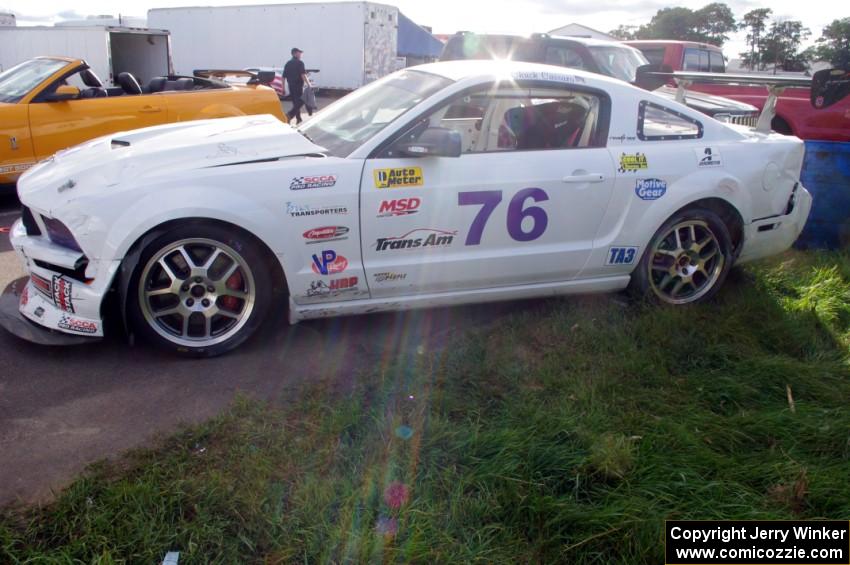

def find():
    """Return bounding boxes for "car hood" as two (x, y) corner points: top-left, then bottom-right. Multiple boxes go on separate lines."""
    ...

(656, 85), (758, 115)
(18, 114), (323, 215)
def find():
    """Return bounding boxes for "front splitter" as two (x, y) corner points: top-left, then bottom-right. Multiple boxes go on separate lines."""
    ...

(0, 277), (101, 346)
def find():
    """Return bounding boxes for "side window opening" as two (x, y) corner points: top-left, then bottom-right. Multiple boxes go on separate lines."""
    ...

(544, 46), (585, 70)
(709, 51), (725, 73)
(637, 101), (703, 141)
(683, 48), (700, 71)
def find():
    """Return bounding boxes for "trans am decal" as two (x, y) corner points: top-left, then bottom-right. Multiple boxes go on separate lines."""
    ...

(635, 179), (667, 201)
(290, 175), (337, 190)
(375, 228), (456, 251)
(697, 147), (722, 168)
(619, 153), (648, 173)
(606, 247), (638, 266)
(374, 167), (423, 189)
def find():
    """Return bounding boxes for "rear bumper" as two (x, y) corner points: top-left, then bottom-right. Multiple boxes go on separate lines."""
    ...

(737, 184), (813, 264)
(3, 218), (118, 342)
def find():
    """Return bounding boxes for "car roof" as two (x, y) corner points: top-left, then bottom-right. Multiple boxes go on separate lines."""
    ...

(625, 40), (722, 51)
(409, 59), (625, 89)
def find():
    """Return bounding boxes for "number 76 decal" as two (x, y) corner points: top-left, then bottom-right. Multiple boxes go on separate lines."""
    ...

(458, 188), (549, 246)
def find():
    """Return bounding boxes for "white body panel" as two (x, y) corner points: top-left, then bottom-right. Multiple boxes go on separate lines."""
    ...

(0, 26), (171, 85)
(9, 61), (813, 339)
(148, 2), (398, 90)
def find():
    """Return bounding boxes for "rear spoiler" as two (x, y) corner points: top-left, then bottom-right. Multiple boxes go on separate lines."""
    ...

(193, 69), (276, 86)
(635, 65), (850, 133)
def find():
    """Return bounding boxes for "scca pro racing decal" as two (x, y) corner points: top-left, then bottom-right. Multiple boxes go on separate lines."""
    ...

(307, 276), (358, 297)
(619, 152), (648, 173)
(375, 228), (456, 251)
(58, 314), (98, 334)
(697, 147), (722, 167)
(303, 226), (349, 244)
(290, 175), (337, 190)
(311, 250), (349, 275)
(374, 167), (423, 189)
(378, 197), (421, 217)
(286, 202), (349, 217)
(52, 275), (75, 313)
(635, 178), (667, 201)
(606, 247), (638, 266)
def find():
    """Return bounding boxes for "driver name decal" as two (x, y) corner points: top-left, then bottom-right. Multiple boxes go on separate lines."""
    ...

(619, 153), (648, 173)
(374, 167), (424, 189)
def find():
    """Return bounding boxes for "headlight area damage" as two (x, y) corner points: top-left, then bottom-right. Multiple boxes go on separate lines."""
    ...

(0, 213), (118, 345)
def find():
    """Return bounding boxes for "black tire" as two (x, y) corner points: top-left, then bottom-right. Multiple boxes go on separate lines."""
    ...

(127, 223), (274, 357)
(630, 208), (734, 305)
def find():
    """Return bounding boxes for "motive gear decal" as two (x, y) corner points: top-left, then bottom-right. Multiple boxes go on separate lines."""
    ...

(635, 179), (667, 201)
(374, 167), (424, 189)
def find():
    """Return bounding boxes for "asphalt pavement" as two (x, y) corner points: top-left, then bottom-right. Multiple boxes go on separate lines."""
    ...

(0, 191), (529, 506)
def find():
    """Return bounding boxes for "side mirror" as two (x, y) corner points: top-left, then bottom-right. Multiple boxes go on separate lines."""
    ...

(255, 70), (276, 85)
(398, 127), (462, 158)
(634, 64), (673, 91)
(811, 68), (850, 109)
(45, 85), (80, 102)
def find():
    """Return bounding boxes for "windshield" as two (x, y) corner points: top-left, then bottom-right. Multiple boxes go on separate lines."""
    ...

(587, 46), (648, 83)
(0, 58), (68, 103)
(301, 70), (453, 157)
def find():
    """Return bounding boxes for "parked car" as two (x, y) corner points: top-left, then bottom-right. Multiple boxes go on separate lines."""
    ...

(625, 40), (850, 142)
(441, 33), (759, 126)
(6, 60), (846, 357)
(0, 56), (287, 188)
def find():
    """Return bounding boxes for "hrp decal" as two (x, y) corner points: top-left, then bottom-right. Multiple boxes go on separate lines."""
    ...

(378, 197), (421, 217)
(311, 250), (348, 275)
(374, 167), (423, 189)
(697, 147), (722, 167)
(307, 276), (358, 297)
(635, 179), (667, 201)
(606, 247), (638, 266)
(303, 226), (349, 243)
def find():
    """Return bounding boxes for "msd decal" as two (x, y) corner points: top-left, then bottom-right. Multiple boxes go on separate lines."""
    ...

(290, 175), (337, 190)
(311, 250), (349, 275)
(378, 197), (422, 217)
(57, 314), (98, 334)
(303, 226), (350, 244)
(375, 228), (457, 251)
(606, 247), (638, 266)
(51, 275), (75, 313)
(635, 179), (667, 201)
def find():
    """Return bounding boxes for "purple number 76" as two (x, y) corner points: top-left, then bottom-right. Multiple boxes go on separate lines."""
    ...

(458, 188), (549, 246)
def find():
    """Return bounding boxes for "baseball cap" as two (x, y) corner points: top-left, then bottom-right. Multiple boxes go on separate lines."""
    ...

(291, 47), (303, 55)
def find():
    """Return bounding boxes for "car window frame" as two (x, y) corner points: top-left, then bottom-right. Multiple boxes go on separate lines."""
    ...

(30, 63), (103, 103)
(637, 100), (704, 141)
(371, 80), (612, 159)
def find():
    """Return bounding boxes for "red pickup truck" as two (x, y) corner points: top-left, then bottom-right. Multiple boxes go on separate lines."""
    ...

(625, 40), (850, 142)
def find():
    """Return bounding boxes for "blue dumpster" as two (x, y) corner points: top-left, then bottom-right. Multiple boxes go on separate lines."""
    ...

(796, 141), (850, 249)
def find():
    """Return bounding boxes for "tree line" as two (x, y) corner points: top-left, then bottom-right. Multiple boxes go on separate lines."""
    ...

(609, 4), (850, 71)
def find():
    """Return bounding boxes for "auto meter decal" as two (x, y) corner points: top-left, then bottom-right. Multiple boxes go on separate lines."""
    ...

(290, 175), (337, 190)
(303, 226), (349, 244)
(618, 152), (648, 173)
(311, 250), (348, 275)
(606, 247), (638, 266)
(373, 167), (424, 189)
(696, 147), (722, 167)
(375, 228), (457, 251)
(635, 179), (667, 201)
(378, 197), (422, 217)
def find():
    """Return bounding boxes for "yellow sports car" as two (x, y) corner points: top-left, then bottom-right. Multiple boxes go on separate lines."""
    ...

(0, 56), (287, 187)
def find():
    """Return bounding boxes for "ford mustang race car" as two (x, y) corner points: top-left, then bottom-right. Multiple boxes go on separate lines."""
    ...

(0, 57), (286, 188)
(2, 60), (845, 357)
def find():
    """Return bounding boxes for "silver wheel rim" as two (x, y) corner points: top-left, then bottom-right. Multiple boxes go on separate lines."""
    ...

(648, 220), (725, 305)
(138, 238), (256, 348)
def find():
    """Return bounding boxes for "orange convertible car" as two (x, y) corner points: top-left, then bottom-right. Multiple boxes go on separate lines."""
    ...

(0, 56), (287, 188)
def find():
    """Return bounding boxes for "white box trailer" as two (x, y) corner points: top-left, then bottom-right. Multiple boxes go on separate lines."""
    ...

(0, 26), (172, 86)
(148, 2), (399, 90)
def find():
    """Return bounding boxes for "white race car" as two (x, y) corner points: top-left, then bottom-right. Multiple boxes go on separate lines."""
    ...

(3, 61), (845, 356)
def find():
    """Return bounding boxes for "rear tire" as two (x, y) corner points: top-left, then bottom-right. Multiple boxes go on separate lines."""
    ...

(630, 208), (734, 305)
(127, 223), (273, 357)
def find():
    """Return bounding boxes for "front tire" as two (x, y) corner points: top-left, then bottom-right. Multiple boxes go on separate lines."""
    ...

(127, 224), (273, 357)
(631, 208), (733, 305)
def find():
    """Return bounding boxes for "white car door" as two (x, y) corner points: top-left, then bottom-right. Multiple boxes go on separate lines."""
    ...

(360, 80), (616, 297)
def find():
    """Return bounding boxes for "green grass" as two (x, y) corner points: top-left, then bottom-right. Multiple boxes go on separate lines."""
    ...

(4, 250), (850, 564)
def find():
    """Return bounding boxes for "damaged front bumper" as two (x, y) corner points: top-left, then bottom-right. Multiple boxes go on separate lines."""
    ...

(1, 218), (119, 344)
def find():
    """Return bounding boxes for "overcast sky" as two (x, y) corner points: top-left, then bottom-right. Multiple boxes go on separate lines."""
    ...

(0, 0), (836, 60)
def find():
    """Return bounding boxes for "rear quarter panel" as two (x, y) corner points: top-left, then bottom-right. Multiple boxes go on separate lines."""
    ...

(163, 85), (286, 122)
